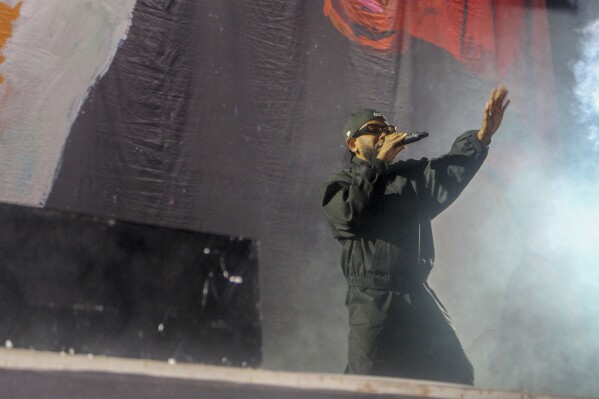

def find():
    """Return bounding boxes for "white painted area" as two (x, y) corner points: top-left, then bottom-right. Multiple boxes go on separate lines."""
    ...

(0, 0), (137, 206)
(2, 0), (20, 7)
(0, 348), (590, 399)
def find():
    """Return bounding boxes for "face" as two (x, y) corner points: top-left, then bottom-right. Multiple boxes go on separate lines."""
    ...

(346, 119), (394, 161)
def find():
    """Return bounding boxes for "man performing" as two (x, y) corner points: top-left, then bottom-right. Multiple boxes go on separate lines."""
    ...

(319, 87), (510, 385)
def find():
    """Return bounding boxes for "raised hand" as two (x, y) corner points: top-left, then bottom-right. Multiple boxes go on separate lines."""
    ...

(478, 86), (510, 146)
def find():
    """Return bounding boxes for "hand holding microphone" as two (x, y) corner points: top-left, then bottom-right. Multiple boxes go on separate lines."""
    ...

(376, 130), (430, 164)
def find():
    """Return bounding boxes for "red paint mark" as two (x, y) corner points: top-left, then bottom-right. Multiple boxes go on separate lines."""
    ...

(323, 0), (546, 78)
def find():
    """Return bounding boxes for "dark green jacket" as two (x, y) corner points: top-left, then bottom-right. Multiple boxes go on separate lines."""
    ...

(320, 130), (488, 292)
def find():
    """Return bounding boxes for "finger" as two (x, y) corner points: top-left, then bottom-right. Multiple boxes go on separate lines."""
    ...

(395, 133), (411, 144)
(492, 91), (507, 111)
(492, 86), (507, 105)
(484, 100), (493, 116)
(496, 88), (508, 106)
(486, 90), (495, 106)
(492, 88), (500, 102)
(493, 94), (507, 113)
(502, 99), (511, 111)
(385, 133), (407, 143)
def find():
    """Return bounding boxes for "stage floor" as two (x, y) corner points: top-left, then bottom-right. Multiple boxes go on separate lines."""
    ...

(0, 348), (592, 399)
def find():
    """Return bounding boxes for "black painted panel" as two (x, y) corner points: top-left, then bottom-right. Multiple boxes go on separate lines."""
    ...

(0, 202), (261, 367)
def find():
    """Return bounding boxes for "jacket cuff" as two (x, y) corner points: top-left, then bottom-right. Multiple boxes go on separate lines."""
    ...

(464, 129), (488, 153)
(370, 157), (389, 175)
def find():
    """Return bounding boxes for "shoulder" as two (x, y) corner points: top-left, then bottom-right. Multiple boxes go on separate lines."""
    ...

(320, 168), (352, 190)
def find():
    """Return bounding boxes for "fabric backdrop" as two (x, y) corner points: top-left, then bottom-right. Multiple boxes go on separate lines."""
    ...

(1, 1), (597, 396)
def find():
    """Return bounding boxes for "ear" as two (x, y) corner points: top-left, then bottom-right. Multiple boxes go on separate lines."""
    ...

(346, 137), (358, 154)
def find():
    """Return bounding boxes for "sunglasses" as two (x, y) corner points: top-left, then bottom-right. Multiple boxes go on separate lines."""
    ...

(354, 123), (396, 138)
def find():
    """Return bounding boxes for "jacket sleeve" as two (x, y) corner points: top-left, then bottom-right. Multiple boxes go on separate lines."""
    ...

(319, 158), (388, 238)
(419, 130), (488, 219)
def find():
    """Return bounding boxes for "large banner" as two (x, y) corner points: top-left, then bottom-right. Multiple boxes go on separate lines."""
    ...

(0, 1), (596, 396)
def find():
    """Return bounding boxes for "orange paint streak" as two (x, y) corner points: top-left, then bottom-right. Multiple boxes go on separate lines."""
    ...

(0, 1), (22, 84)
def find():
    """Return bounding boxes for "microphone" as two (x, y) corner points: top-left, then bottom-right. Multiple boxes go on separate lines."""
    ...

(397, 131), (429, 146)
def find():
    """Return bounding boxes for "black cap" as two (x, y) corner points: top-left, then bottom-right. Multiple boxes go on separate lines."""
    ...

(343, 109), (388, 139)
